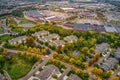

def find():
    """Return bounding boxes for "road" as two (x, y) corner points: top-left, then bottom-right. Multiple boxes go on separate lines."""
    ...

(0, 33), (10, 37)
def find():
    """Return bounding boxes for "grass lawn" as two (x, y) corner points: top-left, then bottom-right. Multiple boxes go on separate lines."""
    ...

(0, 35), (13, 43)
(0, 29), (3, 33)
(11, 27), (24, 32)
(4, 55), (33, 80)
(18, 17), (34, 24)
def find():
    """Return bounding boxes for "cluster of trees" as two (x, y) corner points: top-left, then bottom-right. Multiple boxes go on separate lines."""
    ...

(4, 42), (47, 55)
(91, 67), (112, 79)
(7, 21), (120, 49)
(5, 17), (120, 49)
(11, 6), (37, 17)
(47, 58), (66, 70)
(6, 17), (17, 27)
(71, 66), (89, 80)
(89, 52), (100, 66)
(18, 52), (42, 64)
(53, 52), (89, 69)
(34, 23), (120, 47)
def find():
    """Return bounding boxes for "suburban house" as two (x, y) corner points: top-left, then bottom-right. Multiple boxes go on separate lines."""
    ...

(35, 65), (60, 80)
(32, 30), (49, 39)
(49, 40), (65, 47)
(39, 33), (60, 42)
(64, 35), (78, 43)
(114, 48), (120, 60)
(66, 74), (82, 80)
(8, 36), (27, 45)
(95, 43), (110, 56)
(48, 34), (60, 40)
(100, 58), (119, 71)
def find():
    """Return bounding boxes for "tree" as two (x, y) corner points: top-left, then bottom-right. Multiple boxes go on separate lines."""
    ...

(0, 55), (5, 70)
(112, 76), (119, 80)
(58, 54), (64, 59)
(2, 49), (8, 55)
(69, 58), (75, 64)
(63, 56), (70, 62)
(95, 77), (102, 80)
(91, 67), (103, 76)
(83, 62), (89, 69)
(75, 60), (82, 67)
(89, 47), (94, 53)
(53, 52), (58, 58)
(27, 36), (35, 43)
(56, 45), (62, 54)
(81, 47), (89, 54)
(94, 52), (100, 61)
(101, 71), (111, 79)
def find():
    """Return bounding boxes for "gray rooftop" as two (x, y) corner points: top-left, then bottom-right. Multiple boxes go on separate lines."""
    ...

(114, 48), (120, 60)
(95, 43), (110, 54)
(64, 35), (78, 42)
(24, 10), (45, 18)
(33, 30), (49, 37)
(9, 36), (27, 44)
(50, 40), (65, 47)
(67, 74), (82, 80)
(35, 65), (59, 80)
(100, 58), (119, 71)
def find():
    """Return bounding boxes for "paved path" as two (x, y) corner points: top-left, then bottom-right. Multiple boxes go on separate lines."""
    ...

(3, 70), (12, 80)
(57, 67), (71, 80)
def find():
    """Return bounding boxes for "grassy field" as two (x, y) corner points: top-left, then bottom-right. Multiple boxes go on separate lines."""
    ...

(18, 17), (34, 24)
(0, 29), (3, 33)
(4, 55), (33, 79)
(11, 27), (24, 32)
(0, 35), (13, 43)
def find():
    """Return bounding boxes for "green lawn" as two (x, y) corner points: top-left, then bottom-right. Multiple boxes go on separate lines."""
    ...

(11, 27), (24, 32)
(0, 29), (3, 33)
(0, 35), (13, 43)
(18, 17), (34, 24)
(4, 55), (33, 80)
